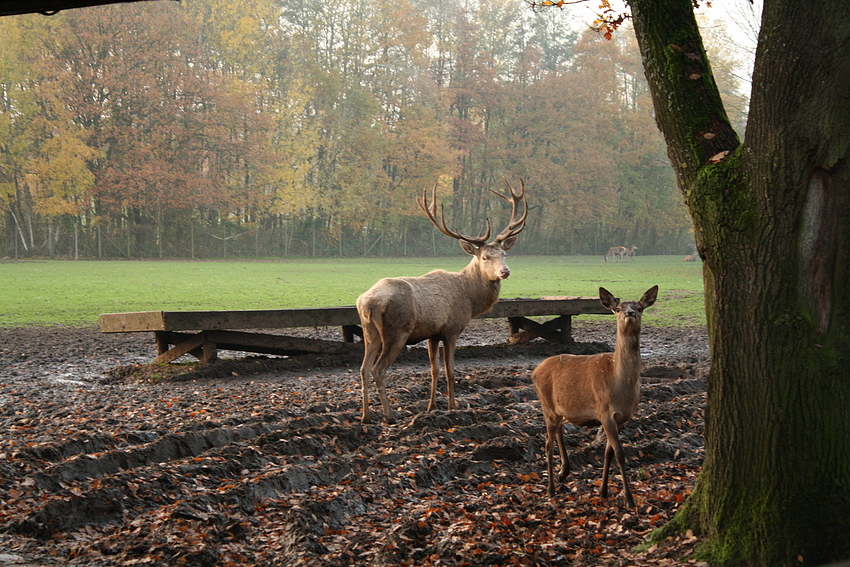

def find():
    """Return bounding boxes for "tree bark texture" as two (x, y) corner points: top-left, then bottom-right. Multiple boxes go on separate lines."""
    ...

(629, 0), (850, 565)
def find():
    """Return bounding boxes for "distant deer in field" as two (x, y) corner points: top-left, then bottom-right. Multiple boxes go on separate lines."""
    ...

(532, 285), (658, 507)
(684, 247), (699, 261)
(356, 179), (528, 423)
(604, 245), (637, 262)
(604, 246), (626, 263)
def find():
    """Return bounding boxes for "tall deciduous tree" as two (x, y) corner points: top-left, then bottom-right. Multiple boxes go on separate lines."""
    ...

(626, 0), (850, 565)
(2, 0), (702, 258)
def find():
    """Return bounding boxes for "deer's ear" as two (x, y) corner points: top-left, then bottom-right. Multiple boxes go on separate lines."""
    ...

(599, 287), (618, 310)
(459, 240), (478, 256)
(499, 235), (518, 251)
(640, 285), (659, 308)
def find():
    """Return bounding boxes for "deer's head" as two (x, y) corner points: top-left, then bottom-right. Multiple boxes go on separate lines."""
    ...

(600, 285), (658, 333)
(419, 178), (527, 282)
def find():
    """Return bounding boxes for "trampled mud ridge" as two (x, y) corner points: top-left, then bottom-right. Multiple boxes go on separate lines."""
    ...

(0, 321), (709, 566)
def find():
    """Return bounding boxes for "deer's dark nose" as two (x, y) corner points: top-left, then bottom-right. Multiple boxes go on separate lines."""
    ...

(500, 267), (511, 279)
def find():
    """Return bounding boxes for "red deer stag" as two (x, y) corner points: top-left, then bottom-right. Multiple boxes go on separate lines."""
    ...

(532, 285), (658, 507)
(356, 179), (528, 423)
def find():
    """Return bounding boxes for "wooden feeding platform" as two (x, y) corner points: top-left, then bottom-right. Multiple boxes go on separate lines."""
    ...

(99, 296), (609, 364)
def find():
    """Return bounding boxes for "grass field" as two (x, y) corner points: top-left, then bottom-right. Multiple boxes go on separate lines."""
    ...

(0, 256), (706, 327)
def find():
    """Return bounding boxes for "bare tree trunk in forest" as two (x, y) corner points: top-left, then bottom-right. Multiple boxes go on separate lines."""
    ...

(629, 0), (850, 565)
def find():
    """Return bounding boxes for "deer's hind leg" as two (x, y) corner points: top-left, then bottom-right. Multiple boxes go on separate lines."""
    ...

(369, 333), (408, 424)
(544, 417), (568, 497)
(359, 323), (382, 423)
(555, 421), (570, 482)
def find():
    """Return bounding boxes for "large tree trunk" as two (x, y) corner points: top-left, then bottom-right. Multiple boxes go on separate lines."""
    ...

(629, 0), (850, 565)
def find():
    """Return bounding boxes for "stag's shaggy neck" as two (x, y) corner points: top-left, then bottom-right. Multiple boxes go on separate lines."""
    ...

(460, 260), (503, 317)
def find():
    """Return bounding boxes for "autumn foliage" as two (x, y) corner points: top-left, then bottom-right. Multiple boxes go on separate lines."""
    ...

(0, 0), (733, 259)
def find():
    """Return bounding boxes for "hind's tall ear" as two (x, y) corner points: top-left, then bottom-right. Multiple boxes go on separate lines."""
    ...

(640, 285), (659, 308)
(599, 287), (619, 310)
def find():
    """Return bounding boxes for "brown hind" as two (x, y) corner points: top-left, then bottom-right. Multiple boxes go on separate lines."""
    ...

(531, 285), (658, 507)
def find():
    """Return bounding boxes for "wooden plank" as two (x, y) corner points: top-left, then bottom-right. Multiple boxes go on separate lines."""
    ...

(100, 297), (608, 334)
(100, 307), (359, 333)
(111, 297), (610, 363)
(203, 330), (359, 356)
(480, 297), (608, 318)
(159, 307), (361, 331)
(156, 330), (360, 362)
(100, 311), (167, 332)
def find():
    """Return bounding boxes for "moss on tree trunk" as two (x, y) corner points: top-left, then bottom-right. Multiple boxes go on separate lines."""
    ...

(630, 0), (850, 564)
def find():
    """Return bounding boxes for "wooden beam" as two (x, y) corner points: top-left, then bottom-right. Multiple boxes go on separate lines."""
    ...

(481, 297), (607, 318)
(153, 330), (361, 363)
(507, 315), (573, 344)
(202, 330), (359, 356)
(102, 297), (611, 362)
(154, 332), (207, 364)
(100, 298), (608, 334)
(101, 307), (361, 333)
(101, 311), (167, 332)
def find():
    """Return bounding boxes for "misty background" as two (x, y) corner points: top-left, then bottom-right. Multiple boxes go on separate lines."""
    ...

(0, 0), (754, 259)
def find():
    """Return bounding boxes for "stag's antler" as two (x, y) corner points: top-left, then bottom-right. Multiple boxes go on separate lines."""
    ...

(491, 177), (528, 243)
(418, 183), (492, 247)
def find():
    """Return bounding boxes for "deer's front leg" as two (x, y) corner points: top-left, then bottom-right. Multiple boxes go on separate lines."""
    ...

(601, 417), (634, 507)
(426, 338), (441, 411)
(442, 336), (458, 411)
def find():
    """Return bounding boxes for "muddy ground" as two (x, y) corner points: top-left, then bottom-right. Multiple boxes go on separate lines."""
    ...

(0, 319), (710, 566)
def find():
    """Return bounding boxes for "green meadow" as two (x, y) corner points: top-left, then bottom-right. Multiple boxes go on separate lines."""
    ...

(0, 256), (706, 328)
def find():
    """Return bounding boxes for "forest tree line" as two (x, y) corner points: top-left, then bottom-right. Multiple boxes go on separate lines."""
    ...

(0, 0), (746, 259)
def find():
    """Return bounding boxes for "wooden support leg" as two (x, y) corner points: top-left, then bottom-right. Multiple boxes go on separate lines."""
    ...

(155, 331), (169, 355)
(343, 324), (362, 342)
(508, 317), (524, 336)
(507, 315), (574, 344)
(153, 332), (207, 364)
(559, 315), (573, 342)
(202, 336), (218, 364)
